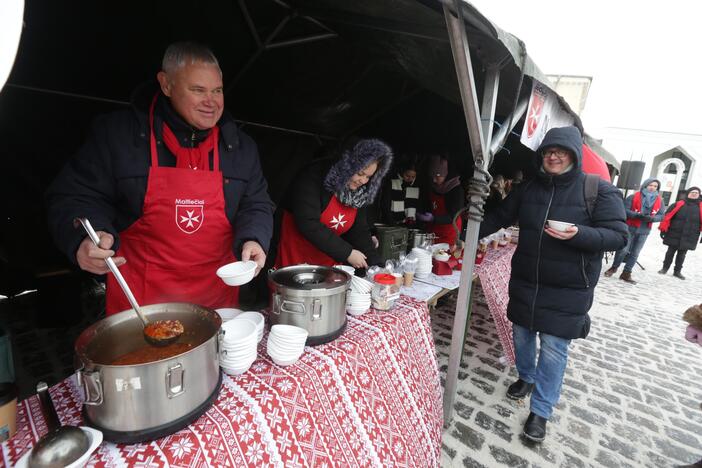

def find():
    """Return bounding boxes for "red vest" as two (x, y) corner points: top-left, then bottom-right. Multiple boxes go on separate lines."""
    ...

(105, 95), (237, 315)
(626, 191), (662, 228)
(428, 192), (462, 246)
(276, 195), (357, 267)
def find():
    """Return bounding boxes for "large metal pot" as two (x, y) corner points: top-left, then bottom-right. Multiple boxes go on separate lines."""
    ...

(269, 265), (350, 345)
(74, 303), (221, 443)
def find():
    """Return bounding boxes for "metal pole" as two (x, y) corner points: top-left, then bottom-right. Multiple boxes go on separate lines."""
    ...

(441, 1), (498, 426)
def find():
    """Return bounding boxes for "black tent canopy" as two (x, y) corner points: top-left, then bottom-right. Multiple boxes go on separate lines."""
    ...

(0, 0), (579, 425)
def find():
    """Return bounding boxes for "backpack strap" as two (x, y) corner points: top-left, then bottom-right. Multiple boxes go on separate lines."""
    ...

(583, 174), (599, 220)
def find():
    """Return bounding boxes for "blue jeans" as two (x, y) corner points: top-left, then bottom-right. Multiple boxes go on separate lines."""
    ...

(612, 228), (649, 273)
(512, 324), (570, 419)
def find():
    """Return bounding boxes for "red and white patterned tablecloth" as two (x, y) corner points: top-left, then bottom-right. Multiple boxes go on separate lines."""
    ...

(474, 243), (516, 365)
(1, 297), (442, 467)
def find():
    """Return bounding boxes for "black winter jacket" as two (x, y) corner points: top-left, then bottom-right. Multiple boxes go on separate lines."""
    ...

(663, 199), (702, 251)
(480, 127), (628, 339)
(46, 89), (274, 262)
(280, 158), (381, 266)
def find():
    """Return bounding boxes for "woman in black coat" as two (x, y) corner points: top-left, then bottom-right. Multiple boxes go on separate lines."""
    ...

(658, 186), (702, 279)
(275, 138), (392, 269)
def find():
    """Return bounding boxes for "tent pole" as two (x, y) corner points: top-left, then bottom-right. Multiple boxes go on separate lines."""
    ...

(441, 1), (498, 427)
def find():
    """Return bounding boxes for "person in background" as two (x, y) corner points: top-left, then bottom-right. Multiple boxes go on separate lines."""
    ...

(479, 126), (627, 442)
(484, 174), (507, 215)
(379, 156), (421, 225)
(46, 42), (274, 315)
(275, 138), (392, 270)
(604, 178), (665, 283)
(505, 169), (523, 194)
(416, 154), (464, 247)
(658, 186), (702, 279)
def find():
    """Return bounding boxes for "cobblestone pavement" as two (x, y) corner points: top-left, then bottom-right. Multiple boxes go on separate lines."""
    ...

(435, 240), (702, 468)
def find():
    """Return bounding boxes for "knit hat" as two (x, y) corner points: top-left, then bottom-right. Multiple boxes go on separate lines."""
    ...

(687, 186), (701, 194)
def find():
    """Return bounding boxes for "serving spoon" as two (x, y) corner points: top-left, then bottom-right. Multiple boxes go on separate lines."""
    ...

(75, 218), (183, 346)
(28, 382), (90, 468)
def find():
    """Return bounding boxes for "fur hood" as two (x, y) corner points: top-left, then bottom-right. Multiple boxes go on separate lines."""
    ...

(323, 138), (393, 204)
(683, 304), (702, 330)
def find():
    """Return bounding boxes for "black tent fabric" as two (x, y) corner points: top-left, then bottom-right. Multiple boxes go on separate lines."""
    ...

(0, 0), (559, 295)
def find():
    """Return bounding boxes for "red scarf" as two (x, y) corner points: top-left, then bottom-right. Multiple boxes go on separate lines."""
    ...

(161, 123), (218, 171)
(626, 191), (662, 228)
(659, 200), (702, 232)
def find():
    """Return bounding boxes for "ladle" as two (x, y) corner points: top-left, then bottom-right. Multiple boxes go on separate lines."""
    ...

(28, 382), (90, 468)
(75, 218), (183, 346)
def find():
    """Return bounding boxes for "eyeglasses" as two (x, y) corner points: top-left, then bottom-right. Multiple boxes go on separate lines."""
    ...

(542, 149), (570, 159)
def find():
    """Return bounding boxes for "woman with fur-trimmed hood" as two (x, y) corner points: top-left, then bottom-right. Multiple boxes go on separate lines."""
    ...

(275, 138), (393, 269)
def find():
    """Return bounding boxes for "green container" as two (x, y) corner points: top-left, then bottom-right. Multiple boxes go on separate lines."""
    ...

(375, 226), (408, 263)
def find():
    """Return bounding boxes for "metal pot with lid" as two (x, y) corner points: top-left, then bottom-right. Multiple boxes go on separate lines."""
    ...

(268, 265), (350, 345)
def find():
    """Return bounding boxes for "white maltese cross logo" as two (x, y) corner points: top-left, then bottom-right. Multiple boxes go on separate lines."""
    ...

(329, 213), (347, 230)
(175, 204), (204, 234)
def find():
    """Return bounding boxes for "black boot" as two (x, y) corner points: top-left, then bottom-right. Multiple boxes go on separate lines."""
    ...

(658, 267), (668, 274)
(523, 412), (548, 442)
(506, 379), (534, 400)
(674, 271), (686, 280)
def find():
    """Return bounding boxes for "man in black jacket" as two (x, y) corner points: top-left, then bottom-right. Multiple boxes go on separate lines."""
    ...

(46, 42), (273, 315)
(480, 126), (627, 442)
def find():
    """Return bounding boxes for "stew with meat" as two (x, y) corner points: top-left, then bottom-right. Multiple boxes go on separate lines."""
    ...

(143, 319), (185, 341)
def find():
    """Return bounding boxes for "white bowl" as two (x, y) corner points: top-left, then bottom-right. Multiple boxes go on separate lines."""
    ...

(271, 355), (301, 367)
(215, 308), (242, 322)
(333, 265), (356, 276)
(268, 333), (306, 350)
(15, 426), (103, 468)
(221, 359), (255, 375)
(221, 319), (257, 343)
(547, 219), (575, 232)
(270, 324), (309, 339)
(346, 307), (368, 317)
(234, 312), (264, 329)
(216, 261), (257, 286)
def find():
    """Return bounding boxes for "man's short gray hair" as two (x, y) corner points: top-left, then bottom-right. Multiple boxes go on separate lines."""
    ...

(162, 41), (220, 74)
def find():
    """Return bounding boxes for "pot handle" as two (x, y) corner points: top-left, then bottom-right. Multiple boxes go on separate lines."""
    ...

(166, 363), (185, 398)
(280, 299), (306, 315)
(80, 369), (104, 406)
(311, 298), (322, 321)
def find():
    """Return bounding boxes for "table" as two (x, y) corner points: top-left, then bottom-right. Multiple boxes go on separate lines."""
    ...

(473, 243), (516, 365)
(405, 244), (516, 365)
(1, 297), (443, 467)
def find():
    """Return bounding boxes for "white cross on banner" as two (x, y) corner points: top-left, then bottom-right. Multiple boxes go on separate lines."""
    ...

(520, 81), (575, 151)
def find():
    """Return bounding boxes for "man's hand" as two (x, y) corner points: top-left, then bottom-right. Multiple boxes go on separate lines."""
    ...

(544, 225), (578, 240)
(347, 249), (368, 269)
(660, 231), (666, 239)
(241, 241), (266, 276)
(76, 231), (126, 274)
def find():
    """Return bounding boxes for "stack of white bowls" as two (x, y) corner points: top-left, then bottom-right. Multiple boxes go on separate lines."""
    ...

(347, 275), (372, 316)
(267, 324), (308, 366)
(215, 308), (242, 322)
(234, 311), (264, 343)
(411, 247), (433, 278)
(219, 320), (258, 375)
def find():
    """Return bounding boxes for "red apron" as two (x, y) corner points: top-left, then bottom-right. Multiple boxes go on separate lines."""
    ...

(428, 192), (462, 246)
(105, 97), (237, 315)
(276, 195), (357, 267)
